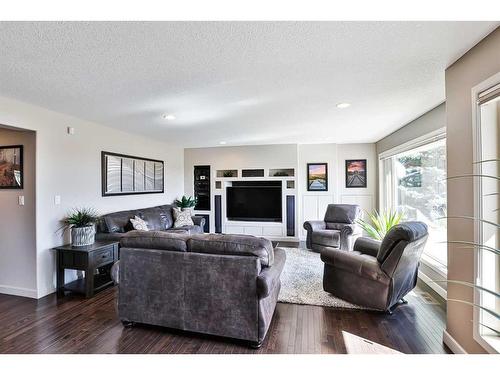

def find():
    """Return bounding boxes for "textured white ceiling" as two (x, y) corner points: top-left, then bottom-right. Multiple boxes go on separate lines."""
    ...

(0, 21), (497, 147)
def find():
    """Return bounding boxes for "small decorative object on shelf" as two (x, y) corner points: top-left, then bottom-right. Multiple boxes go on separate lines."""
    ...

(223, 171), (234, 177)
(59, 207), (99, 247)
(273, 171), (288, 177)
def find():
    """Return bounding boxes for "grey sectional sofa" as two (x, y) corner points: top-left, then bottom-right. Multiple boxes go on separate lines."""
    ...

(113, 231), (286, 348)
(96, 204), (205, 241)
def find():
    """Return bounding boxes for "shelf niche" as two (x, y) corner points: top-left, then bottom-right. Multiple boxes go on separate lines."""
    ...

(269, 168), (295, 177)
(216, 169), (238, 178)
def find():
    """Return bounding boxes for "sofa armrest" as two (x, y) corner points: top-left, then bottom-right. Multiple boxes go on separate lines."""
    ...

(191, 215), (206, 228)
(353, 237), (381, 257)
(320, 247), (389, 284)
(256, 248), (286, 298)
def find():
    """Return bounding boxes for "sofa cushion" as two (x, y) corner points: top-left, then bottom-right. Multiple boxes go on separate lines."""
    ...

(187, 233), (275, 267)
(120, 230), (189, 252)
(164, 225), (204, 235)
(311, 229), (340, 248)
(130, 215), (149, 231)
(173, 207), (194, 228)
(324, 204), (361, 224)
(138, 207), (165, 231)
(157, 204), (174, 229)
(103, 209), (138, 233)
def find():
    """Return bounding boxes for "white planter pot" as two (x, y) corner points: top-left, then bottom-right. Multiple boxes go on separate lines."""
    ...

(71, 225), (96, 247)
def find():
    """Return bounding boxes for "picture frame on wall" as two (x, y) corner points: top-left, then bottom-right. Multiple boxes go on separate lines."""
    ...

(307, 163), (328, 191)
(345, 159), (367, 188)
(101, 151), (164, 196)
(0, 145), (23, 189)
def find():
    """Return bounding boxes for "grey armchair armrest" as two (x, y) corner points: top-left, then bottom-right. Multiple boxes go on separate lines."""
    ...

(303, 220), (326, 249)
(256, 248), (286, 298)
(353, 237), (381, 257)
(320, 247), (389, 283)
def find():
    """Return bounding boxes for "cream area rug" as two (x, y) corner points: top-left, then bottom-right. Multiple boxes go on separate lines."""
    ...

(277, 247), (364, 310)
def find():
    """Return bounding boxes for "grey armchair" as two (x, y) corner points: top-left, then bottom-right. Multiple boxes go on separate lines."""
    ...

(303, 204), (362, 252)
(320, 221), (428, 313)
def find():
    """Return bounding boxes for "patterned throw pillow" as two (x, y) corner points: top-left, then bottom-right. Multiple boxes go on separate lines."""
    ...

(130, 215), (149, 231)
(173, 207), (194, 228)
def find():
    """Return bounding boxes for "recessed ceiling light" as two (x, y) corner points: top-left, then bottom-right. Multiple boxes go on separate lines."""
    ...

(336, 102), (351, 109)
(219, 141), (227, 145)
(162, 113), (176, 120)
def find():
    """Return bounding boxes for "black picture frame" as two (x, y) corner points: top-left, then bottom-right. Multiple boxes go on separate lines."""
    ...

(307, 163), (328, 191)
(101, 151), (164, 197)
(345, 159), (367, 188)
(0, 145), (23, 189)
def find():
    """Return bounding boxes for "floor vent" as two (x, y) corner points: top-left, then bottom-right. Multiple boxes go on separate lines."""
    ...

(417, 291), (439, 305)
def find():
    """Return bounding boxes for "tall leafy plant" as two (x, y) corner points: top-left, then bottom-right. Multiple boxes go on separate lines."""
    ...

(356, 209), (403, 241)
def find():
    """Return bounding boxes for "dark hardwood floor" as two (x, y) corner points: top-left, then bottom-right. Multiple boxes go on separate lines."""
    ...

(0, 285), (449, 354)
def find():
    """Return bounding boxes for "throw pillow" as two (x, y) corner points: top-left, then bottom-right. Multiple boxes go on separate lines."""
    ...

(130, 215), (149, 231)
(173, 207), (194, 228)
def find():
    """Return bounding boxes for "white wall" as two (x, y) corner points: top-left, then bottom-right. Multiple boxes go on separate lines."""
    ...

(0, 127), (37, 298)
(0, 95), (184, 298)
(185, 142), (377, 240)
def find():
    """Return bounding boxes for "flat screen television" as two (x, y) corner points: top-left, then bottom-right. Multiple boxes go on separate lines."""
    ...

(226, 184), (282, 222)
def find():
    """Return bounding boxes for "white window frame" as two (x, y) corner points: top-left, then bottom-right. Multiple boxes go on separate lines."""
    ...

(471, 72), (500, 354)
(378, 127), (447, 280)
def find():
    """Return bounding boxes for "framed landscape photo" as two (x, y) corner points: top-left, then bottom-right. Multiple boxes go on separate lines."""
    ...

(307, 163), (328, 191)
(0, 145), (23, 189)
(345, 159), (367, 188)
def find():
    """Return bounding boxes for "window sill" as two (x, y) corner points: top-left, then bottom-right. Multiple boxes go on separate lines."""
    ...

(420, 254), (447, 278)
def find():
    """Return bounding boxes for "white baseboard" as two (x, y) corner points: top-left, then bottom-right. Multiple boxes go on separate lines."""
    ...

(418, 270), (447, 300)
(0, 284), (38, 299)
(443, 330), (467, 354)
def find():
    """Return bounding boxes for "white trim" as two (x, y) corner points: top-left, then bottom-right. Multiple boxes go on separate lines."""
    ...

(378, 127), (446, 160)
(443, 330), (467, 354)
(471, 71), (500, 355)
(418, 270), (447, 300)
(0, 284), (38, 299)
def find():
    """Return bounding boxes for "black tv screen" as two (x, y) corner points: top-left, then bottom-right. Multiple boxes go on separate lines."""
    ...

(226, 185), (282, 222)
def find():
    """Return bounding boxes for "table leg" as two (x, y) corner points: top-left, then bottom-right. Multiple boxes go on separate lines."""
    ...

(56, 254), (65, 297)
(85, 267), (95, 298)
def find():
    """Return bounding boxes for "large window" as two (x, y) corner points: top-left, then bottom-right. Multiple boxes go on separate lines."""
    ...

(380, 131), (447, 271)
(473, 80), (500, 352)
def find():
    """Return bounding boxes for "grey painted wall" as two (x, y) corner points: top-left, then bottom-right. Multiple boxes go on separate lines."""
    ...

(376, 103), (446, 155)
(0, 126), (37, 297)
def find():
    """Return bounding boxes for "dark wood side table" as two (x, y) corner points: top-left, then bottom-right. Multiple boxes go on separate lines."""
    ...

(53, 240), (119, 298)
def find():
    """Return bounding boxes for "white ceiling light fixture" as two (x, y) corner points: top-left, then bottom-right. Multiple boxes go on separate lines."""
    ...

(162, 113), (176, 120)
(219, 141), (227, 145)
(336, 102), (351, 109)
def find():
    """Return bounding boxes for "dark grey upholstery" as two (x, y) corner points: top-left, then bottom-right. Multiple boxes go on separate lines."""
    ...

(320, 221), (428, 311)
(115, 232), (286, 346)
(303, 204), (361, 252)
(96, 204), (205, 241)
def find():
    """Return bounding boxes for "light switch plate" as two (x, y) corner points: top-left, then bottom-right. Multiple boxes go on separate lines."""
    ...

(18, 196), (25, 206)
(54, 195), (61, 205)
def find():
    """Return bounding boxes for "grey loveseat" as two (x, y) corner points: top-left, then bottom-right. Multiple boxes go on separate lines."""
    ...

(113, 231), (286, 348)
(303, 204), (362, 252)
(320, 221), (428, 313)
(96, 204), (205, 241)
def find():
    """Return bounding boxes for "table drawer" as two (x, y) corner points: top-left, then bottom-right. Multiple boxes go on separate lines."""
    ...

(92, 246), (115, 267)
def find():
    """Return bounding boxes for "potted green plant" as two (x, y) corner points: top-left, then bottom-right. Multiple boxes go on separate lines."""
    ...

(356, 209), (404, 241)
(174, 195), (198, 214)
(59, 207), (99, 247)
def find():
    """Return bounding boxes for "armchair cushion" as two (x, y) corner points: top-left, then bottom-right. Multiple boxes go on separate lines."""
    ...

(321, 248), (390, 284)
(120, 230), (189, 252)
(324, 204), (361, 224)
(353, 237), (381, 257)
(377, 221), (428, 263)
(311, 230), (340, 248)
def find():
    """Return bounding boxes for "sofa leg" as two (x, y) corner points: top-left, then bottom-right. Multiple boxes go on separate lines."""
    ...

(121, 320), (135, 328)
(249, 340), (262, 349)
